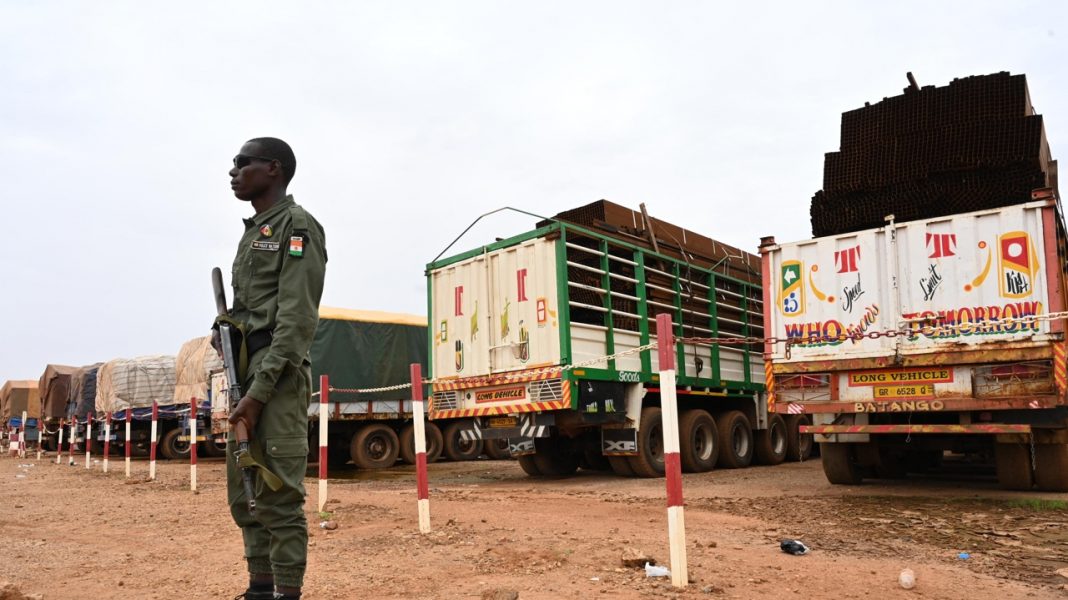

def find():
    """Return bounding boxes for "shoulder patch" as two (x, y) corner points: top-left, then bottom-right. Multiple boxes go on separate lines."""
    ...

(289, 235), (304, 257)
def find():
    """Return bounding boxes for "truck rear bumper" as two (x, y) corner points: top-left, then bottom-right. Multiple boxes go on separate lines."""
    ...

(777, 396), (1063, 414)
(803, 424), (1032, 435)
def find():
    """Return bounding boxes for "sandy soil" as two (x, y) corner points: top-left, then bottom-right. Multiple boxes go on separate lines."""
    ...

(1, 453), (1067, 599)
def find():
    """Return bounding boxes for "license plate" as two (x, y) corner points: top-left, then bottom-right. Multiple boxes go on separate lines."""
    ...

(487, 417), (518, 428)
(873, 384), (935, 399)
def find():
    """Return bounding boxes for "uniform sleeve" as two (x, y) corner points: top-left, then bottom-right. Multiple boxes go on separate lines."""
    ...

(246, 223), (327, 402)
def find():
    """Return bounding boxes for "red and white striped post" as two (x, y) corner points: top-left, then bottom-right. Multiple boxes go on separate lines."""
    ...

(149, 401), (159, 480)
(317, 375), (329, 513)
(103, 412), (112, 473)
(68, 418), (76, 465)
(56, 419), (65, 465)
(656, 312), (688, 588)
(411, 363), (431, 533)
(84, 412), (93, 469)
(124, 409), (132, 478)
(19, 410), (28, 459)
(189, 398), (198, 492)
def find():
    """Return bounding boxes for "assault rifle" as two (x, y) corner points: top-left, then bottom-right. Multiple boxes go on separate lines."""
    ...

(212, 267), (258, 514)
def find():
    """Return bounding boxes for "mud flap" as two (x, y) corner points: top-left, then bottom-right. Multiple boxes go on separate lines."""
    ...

(602, 427), (638, 456)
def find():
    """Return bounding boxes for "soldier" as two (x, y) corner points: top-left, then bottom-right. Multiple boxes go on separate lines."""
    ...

(224, 137), (326, 600)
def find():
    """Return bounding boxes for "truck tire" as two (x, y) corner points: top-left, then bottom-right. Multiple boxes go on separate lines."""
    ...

(995, 442), (1034, 490)
(1034, 443), (1068, 492)
(484, 438), (511, 460)
(517, 454), (541, 476)
(820, 442), (862, 484)
(784, 414), (813, 462)
(442, 421), (483, 461)
(754, 414), (788, 466)
(716, 410), (754, 469)
(159, 428), (190, 460)
(608, 456), (636, 477)
(350, 424), (400, 469)
(628, 407), (665, 477)
(202, 438), (227, 458)
(679, 409), (718, 473)
(582, 447), (611, 471)
(531, 437), (580, 476)
(399, 422), (444, 465)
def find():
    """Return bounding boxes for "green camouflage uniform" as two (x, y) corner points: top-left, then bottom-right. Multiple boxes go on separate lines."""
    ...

(226, 194), (326, 589)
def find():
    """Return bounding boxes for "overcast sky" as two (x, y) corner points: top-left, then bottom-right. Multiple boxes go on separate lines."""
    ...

(1, 1), (1064, 384)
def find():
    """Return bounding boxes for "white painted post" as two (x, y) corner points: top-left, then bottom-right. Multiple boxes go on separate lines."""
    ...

(317, 376), (329, 513)
(411, 363), (431, 534)
(189, 398), (198, 492)
(84, 413), (92, 469)
(103, 412), (112, 473)
(19, 410), (28, 459)
(124, 409), (132, 478)
(656, 312), (687, 588)
(56, 420), (65, 465)
(68, 419), (76, 466)
(149, 401), (158, 481)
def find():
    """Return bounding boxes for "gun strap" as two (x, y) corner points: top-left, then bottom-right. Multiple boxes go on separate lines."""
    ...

(235, 449), (284, 491)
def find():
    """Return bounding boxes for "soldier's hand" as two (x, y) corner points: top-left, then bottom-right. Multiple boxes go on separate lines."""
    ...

(228, 395), (265, 434)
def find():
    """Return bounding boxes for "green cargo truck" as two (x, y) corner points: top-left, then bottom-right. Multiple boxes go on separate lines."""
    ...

(426, 201), (811, 477)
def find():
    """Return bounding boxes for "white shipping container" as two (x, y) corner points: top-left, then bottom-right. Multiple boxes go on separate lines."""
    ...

(765, 199), (1065, 364)
(430, 237), (562, 381)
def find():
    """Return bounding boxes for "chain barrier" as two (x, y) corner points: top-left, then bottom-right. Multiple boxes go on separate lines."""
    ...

(307, 311), (1068, 397)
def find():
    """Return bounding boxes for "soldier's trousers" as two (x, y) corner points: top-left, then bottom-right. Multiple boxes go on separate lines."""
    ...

(227, 360), (310, 589)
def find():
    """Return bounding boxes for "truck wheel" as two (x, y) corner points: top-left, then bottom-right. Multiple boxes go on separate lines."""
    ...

(442, 421), (483, 461)
(784, 414), (814, 461)
(754, 414), (788, 466)
(202, 439), (227, 458)
(399, 422), (444, 464)
(582, 447), (611, 471)
(350, 424), (400, 469)
(532, 437), (579, 476)
(484, 438), (511, 460)
(608, 456), (636, 477)
(679, 409), (718, 472)
(995, 443), (1034, 490)
(517, 454), (542, 476)
(159, 428), (190, 460)
(628, 407), (665, 477)
(1034, 443), (1068, 492)
(716, 410), (753, 469)
(820, 442), (862, 484)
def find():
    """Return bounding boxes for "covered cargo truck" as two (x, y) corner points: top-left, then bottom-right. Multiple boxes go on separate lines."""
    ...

(94, 355), (184, 459)
(174, 336), (225, 457)
(65, 363), (103, 451)
(38, 364), (77, 449)
(426, 200), (795, 478)
(1, 380), (40, 448)
(210, 307), (454, 468)
(762, 191), (1068, 490)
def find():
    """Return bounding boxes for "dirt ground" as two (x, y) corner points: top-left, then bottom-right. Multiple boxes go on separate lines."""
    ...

(1, 452), (1067, 599)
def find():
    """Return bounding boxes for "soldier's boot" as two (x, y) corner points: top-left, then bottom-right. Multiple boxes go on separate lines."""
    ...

(232, 589), (275, 600)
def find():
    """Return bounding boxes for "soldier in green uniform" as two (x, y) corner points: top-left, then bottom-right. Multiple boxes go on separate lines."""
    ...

(224, 137), (326, 600)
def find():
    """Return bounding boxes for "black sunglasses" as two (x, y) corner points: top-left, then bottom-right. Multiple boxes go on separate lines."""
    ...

(233, 154), (278, 169)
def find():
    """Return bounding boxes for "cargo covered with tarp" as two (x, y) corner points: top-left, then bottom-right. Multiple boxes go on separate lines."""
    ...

(38, 364), (78, 420)
(95, 355), (177, 413)
(69, 363), (103, 420)
(309, 307), (427, 405)
(1, 380), (40, 422)
(174, 336), (223, 405)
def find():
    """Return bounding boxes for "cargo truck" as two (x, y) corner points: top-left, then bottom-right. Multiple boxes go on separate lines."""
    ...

(426, 200), (811, 477)
(208, 308), (483, 468)
(762, 190), (1068, 490)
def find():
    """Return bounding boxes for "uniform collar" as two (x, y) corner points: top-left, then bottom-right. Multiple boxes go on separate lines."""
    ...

(243, 195), (295, 228)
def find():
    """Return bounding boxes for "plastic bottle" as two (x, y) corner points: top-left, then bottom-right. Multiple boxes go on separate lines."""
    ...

(899, 568), (916, 589)
(645, 562), (671, 578)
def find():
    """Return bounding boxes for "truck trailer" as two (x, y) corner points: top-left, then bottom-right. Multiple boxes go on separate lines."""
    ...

(426, 200), (810, 477)
(763, 72), (1064, 491)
